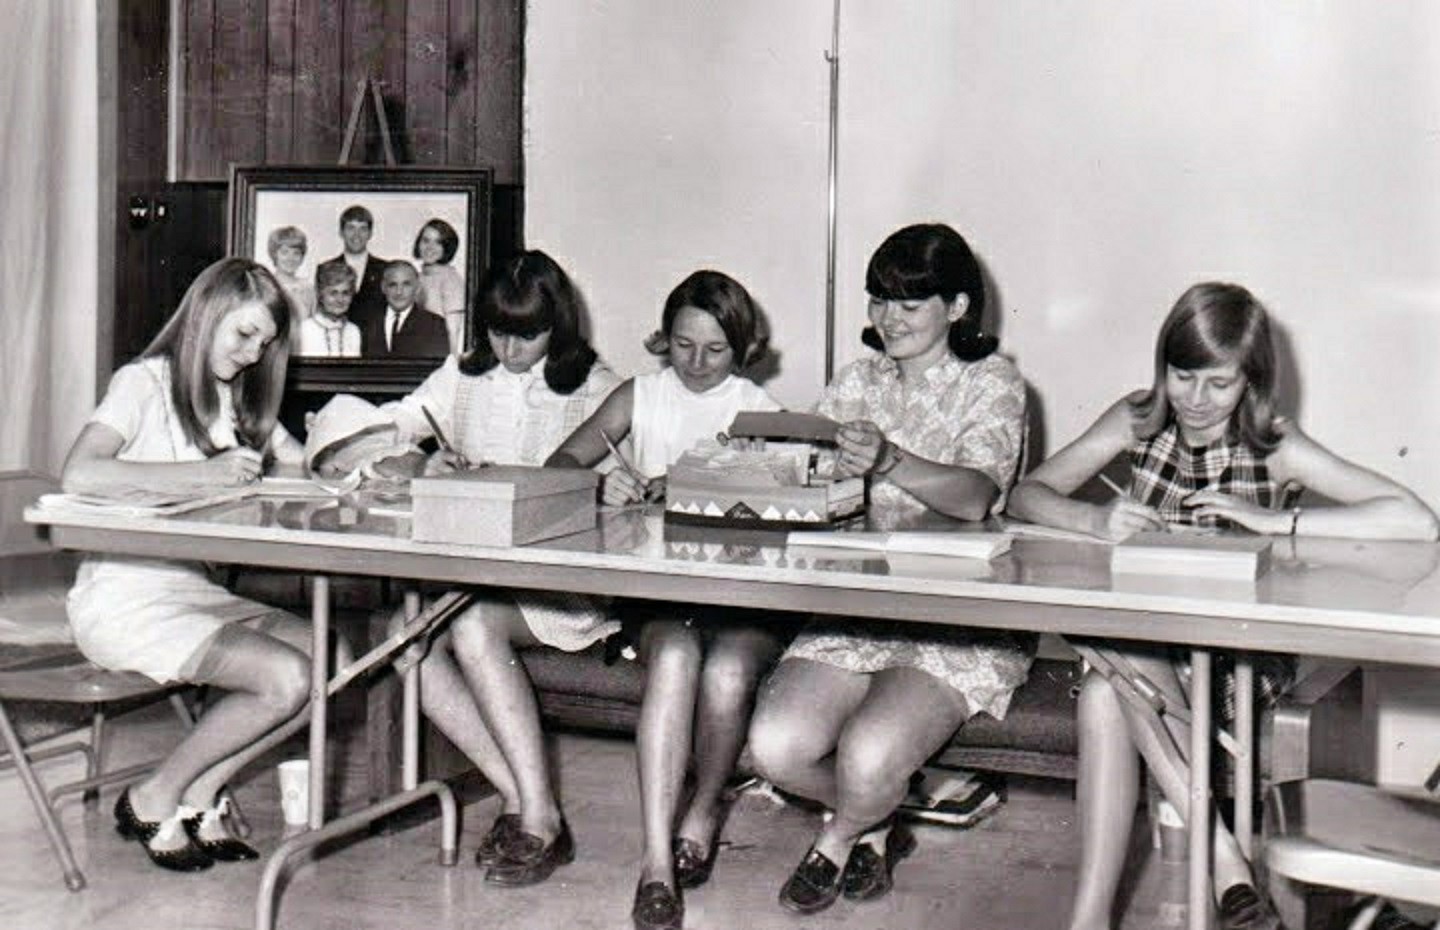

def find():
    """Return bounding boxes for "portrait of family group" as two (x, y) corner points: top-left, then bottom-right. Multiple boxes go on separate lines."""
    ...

(229, 166), (493, 365)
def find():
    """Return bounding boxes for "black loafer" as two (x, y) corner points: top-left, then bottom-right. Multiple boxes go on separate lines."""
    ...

(673, 835), (716, 889)
(1217, 884), (1280, 930)
(632, 880), (684, 930)
(778, 847), (843, 915)
(182, 812), (259, 862)
(475, 813), (522, 868)
(114, 790), (213, 873)
(485, 820), (575, 886)
(841, 821), (917, 901)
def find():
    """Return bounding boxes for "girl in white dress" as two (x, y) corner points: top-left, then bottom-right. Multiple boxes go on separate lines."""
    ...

(547, 270), (783, 930)
(63, 258), (348, 871)
(380, 251), (620, 888)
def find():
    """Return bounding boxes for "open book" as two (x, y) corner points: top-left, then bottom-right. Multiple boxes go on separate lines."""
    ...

(1111, 531), (1273, 580)
(785, 530), (1013, 561)
(34, 477), (346, 518)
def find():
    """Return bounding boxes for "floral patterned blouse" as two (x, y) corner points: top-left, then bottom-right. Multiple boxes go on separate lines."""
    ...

(785, 349), (1035, 720)
(817, 350), (1027, 518)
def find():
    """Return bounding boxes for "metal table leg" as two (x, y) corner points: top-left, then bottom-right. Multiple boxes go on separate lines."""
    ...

(254, 580), (465, 930)
(1188, 649), (1213, 930)
(1234, 654), (1255, 861)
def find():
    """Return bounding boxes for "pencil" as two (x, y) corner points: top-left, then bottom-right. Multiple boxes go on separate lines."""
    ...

(599, 429), (642, 480)
(421, 405), (456, 455)
(1099, 474), (1127, 499)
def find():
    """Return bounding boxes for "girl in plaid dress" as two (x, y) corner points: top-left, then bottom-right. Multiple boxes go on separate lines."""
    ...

(1008, 282), (1438, 930)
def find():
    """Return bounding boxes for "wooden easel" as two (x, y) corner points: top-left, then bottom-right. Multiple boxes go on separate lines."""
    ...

(338, 77), (398, 166)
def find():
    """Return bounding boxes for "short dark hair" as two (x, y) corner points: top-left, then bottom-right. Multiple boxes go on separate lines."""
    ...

(645, 270), (769, 369)
(339, 205), (374, 230)
(1130, 282), (1282, 451)
(860, 222), (997, 362)
(412, 218), (460, 265)
(460, 250), (599, 394)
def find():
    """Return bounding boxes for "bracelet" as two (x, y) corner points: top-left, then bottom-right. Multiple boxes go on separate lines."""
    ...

(872, 441), (906, 476)
(1289, 506), (1302, 537)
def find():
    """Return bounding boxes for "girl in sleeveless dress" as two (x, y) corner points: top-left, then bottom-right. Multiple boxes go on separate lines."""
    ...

(63, 258), (349, 872)
(546, 270), (784, 930)
(378, 250), (621, 887)
(745, 223), (1032, 917)
(1007, 282), (1439, 930)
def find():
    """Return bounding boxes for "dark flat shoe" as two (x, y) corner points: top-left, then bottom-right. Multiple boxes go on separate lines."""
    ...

(1217, 884), (1280, 930)
(632, 880), (684, 930)
(475, 813), (522, 868)
(673, 835), (716, 889)
(182, 811), (259, 862)
(114, 788), (160, 841)
(485, 820), (575, 886)
(778, 847), (843, 915)
(114, 790), (213, 873)
(841, 821), (917, 901)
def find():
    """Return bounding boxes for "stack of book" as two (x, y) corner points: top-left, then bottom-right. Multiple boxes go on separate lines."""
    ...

(898, 766), (1005, 827)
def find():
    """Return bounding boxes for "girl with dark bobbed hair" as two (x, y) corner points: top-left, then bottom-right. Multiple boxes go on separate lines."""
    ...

(63, 258), (350, 872)
(748, 223), (1032, 917)
(860, 222), (998, 362)
(377, 250), (621, 888)
(1009, 282), (1437, 930)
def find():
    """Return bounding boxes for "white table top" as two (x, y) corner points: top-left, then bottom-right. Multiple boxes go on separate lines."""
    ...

(27, 492), (1440, 666)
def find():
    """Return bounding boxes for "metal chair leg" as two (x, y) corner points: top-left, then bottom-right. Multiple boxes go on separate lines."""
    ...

(0, 700), (86, 891)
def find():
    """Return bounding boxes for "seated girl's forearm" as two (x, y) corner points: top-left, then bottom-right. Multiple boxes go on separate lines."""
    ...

(544, 450), (586, 470)
(883, 454), (997, 521)
(1007, 480), (1104, 536)
(63, 458), (217, 497)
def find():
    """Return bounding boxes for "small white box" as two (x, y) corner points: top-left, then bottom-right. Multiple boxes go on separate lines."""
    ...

(410, 466), (598, 547)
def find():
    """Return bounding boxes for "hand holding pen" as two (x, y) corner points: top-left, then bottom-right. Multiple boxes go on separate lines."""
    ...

(1097, 474), (1166, 540)
(421, 405), (472, 474)
(599, 429), (661, 507)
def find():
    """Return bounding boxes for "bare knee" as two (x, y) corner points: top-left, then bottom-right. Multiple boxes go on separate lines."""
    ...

(449, 604), (514, 662)
(748, 705), (818, 782)
(259, 650), (311, 717)
(699, 648), (765, 710)
(643, 623), (703, 681)
(834, 737), (907, 809)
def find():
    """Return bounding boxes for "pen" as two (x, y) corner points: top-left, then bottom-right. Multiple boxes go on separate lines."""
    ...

(421, 405), (470, 469)
(600, 429), (659, 502)
(1099, 474), (1127, 499)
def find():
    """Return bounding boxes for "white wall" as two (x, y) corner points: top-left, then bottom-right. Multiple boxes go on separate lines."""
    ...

(526, 1), (1440, 507)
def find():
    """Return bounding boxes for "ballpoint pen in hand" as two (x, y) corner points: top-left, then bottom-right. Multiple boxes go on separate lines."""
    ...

(421, 405), (469, 468)
(1099, 474), (1127, 499)
(600, 429), (660, 502)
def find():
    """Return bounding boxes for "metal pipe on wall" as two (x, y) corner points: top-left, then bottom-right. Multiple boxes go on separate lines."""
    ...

(824, 0), (841, 383)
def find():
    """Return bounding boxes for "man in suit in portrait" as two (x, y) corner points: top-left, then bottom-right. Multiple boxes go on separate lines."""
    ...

(317, 204), (390, 334)
(360, 261), (450, 358)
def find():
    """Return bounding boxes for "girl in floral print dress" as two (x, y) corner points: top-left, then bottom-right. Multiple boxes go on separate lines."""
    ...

(747, 223), (1034, 916)
(1007, 282), (1438, 930)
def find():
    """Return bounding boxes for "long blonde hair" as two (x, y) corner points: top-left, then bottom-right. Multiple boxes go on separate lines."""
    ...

(142, 258), (291, 455)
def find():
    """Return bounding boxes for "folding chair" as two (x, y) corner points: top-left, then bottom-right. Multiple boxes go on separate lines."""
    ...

(0, 471), (246, 891)
(1264, 778), (1440, 930)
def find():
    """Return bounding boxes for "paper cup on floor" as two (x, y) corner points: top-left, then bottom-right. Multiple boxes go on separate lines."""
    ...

(277, 759), (310, 826)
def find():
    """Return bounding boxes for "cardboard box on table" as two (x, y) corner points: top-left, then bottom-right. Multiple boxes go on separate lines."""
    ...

(411, 466), (598, 547)
(665, 411), (866, 529)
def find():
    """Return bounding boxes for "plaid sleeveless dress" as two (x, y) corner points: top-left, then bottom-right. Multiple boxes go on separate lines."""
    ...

(1126, 420), (1302, 717)
(1128, 421), (1299, 528)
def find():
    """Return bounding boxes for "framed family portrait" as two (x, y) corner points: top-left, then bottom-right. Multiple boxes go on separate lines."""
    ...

(227, 165), (492, 395)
